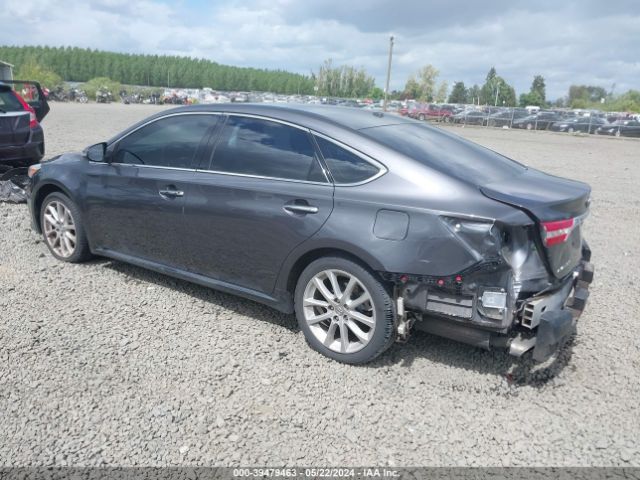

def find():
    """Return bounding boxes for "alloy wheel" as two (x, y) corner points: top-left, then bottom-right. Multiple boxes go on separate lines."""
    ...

(302, 269), (376, 354)
(43, 200), (77, 258)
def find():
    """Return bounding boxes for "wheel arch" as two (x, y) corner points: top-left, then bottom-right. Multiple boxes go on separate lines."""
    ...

(279, 244), (388, 297)
(32, 182), (75, 233)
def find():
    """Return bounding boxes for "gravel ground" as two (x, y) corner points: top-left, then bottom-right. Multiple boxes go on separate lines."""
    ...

(1, 103), (639, 467)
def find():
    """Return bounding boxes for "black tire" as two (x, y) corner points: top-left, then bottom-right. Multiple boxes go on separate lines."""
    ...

(418, 114), (425, 121)
(40, 192), (92, 263)
(294, 256), (395, 364)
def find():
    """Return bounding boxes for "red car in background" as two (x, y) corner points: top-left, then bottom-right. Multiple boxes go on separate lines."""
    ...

(408, 103), (454, 122)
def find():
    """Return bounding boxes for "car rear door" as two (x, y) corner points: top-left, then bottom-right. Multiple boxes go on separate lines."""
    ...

(182, 114), (334, 295)
(85, 113), (220, 268)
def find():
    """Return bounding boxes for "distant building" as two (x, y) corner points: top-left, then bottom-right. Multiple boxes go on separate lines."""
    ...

(0, 60), (14, 81)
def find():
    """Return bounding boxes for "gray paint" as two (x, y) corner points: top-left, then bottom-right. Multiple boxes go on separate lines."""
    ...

(28, 104), (591, 331)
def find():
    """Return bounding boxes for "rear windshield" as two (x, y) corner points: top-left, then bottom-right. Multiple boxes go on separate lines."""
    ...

(361, 123), (526, 184)
(0, 90), (23, 112)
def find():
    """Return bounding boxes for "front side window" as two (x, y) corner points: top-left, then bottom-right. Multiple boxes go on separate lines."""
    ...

(113, 114), (217, 168)
(210, 116), (326, 183)
(314, 136), (381, 184)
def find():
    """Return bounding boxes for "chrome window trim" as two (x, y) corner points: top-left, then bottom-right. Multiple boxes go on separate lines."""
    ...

(195, 168), (333, 187)
(311, 131), (388, 187)
(220, 112), (312, 132)
(206, 113), (331, 185)
(100, 110), (384, 187)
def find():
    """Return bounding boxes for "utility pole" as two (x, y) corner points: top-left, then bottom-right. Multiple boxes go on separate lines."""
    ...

(383, 35), (394, 111)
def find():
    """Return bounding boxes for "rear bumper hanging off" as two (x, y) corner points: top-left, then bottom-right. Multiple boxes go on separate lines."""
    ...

(513, 259), (594, 362)
(413, 259), (594, 363)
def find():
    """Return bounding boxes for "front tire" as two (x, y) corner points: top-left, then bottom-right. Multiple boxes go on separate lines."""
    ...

(41, 192), (92, 263)
(294, 256), (395, 364)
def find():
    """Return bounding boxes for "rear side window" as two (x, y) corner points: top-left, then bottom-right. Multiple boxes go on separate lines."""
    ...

(114, 114), (217, 168)
(0, 90), (23, 112)
(314, 136), (380, 184)
(362, 123), (526, 185)
(210, 116), (327, 182)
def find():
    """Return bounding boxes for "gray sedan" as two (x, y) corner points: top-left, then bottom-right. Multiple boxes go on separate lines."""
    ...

(27, 104), (594, 364)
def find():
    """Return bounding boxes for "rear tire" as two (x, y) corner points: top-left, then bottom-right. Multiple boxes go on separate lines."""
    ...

(294, 256), (395, 364)
(40, 192), (92, 263)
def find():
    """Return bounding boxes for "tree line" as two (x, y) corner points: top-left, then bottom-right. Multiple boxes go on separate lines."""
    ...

(0, 45), (315, 94)
(1, 45), (638, 111)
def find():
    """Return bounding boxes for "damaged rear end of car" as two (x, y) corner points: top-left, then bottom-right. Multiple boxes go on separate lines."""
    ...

(360, 122), (594, 362)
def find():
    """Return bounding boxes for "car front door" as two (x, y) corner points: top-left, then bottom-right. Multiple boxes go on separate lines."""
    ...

(85, 113), (220, 268)
(182, 114), (334, 295)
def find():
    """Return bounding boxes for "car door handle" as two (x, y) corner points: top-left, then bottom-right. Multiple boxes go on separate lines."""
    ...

(283, 204), (319, 215)
(159, 189), (184, 198)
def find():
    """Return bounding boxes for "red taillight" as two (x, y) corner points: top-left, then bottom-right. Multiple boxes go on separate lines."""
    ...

(541, 218), (575, 247)
(12, 91), (39, 129)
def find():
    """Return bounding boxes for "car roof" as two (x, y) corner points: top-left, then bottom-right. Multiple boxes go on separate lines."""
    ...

(162, 103), (415, 131)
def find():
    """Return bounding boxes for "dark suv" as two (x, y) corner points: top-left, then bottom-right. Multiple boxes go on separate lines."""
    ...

(27, 105), (594, 364)
(0, 81), (49, 177)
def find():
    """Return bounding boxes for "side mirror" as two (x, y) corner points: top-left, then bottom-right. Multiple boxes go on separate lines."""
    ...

(84, 142), (107, 162)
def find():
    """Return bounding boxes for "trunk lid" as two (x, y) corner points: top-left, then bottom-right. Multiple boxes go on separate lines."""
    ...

(0, 111), (30, 146)
(480, 168), (590, 278)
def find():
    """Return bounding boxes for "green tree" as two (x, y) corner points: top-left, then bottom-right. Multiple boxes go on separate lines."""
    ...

(467, 84), (481, 104)
(607, 89), (640, 112)
(448, 81), (467, 103)
(403, 64), (441, 101)
(435, 80), (448, 103)
(531, 75), (546, 103)
(368, 86), (384, 100)
(402, 75), (421, 100)
(0, 45), (316, 95)
(568, 85), (608, 107)
(480, 67), (516, 106)
(519, 75), (546, 107)
(82, 77), (122, 100)
(16, 58), (63, 89)
(313, 59), (376, 98)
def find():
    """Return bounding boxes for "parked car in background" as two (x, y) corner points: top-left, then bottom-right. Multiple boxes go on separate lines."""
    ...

(411, 104), (454, 122)
(595, 119), (640, 137)
(485, 109), (529, 127)
(0, 80), (49, 177)
(28, 104), (594, 364)
(512, 111), (563, 130)
(550, 116), (608, 134)
(451, 110), (487, 125)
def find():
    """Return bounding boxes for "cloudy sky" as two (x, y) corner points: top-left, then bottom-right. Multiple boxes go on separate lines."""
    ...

(1, 0), (639, 99)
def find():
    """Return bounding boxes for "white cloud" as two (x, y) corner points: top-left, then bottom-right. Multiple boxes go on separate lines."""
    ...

(0, 0), (638, 99)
